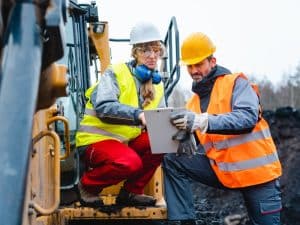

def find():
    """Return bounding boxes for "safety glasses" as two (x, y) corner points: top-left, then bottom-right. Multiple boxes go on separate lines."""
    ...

(137, 46), (163, 58)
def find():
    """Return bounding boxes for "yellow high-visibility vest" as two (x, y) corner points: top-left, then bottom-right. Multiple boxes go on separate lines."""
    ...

(76, 63), (164, 147)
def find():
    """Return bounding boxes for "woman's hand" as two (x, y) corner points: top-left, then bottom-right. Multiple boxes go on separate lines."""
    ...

(138, 112), (146, 126)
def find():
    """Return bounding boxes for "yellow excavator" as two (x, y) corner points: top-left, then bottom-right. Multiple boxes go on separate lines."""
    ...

(0, 0), (181, 224)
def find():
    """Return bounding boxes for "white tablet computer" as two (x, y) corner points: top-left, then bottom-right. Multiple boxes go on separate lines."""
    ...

(144, 107), (184, 154)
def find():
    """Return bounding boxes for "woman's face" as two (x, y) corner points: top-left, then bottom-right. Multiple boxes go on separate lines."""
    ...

(134, 41), (163, 70)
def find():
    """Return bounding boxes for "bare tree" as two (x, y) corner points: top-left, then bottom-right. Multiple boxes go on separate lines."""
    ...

(258, 79), (278, 110)
(253, 61), (300, 110)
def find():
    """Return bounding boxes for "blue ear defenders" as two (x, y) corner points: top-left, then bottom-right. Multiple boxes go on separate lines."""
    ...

(133, 64), (162, 84)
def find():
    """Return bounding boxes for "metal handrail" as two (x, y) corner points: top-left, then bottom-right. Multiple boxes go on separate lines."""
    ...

(109, 38), (130, 42)
(31, 130), (60, 215)
(163, 16), (181, 104)
(47, 116), (71, 160)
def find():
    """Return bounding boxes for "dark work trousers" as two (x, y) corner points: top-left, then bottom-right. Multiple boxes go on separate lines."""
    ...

(162, 152), (282, 225)
(81, 131), (164, 194)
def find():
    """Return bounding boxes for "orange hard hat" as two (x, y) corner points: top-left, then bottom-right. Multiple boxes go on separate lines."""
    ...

(181, 32), (216, 65)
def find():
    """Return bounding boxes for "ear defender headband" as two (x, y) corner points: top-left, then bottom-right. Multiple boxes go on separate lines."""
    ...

(133, 64), (162, 84)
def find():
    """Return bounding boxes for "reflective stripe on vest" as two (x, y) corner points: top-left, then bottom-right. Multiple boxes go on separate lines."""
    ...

(85, 108), (96, 116)
(216, 151), (279, 172)
(78, 125), (128, 142)
(203, 128), (272, 152)
(76, 63), (164, 147)
(186, 73), (282, 188)
(81, 108), (142, 142)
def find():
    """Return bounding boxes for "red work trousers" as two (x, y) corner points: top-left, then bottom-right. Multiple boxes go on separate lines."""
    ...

(80, 131), (164, 194)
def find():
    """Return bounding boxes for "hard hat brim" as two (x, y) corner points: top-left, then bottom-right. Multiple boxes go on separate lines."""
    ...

(180, 56), (208, 66)
(130, 38), (162, 45)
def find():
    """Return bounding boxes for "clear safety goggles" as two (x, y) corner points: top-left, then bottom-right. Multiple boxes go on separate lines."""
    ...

(137, 46), (163, 58)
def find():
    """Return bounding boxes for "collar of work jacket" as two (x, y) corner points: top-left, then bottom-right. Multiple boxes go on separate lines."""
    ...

(192, 65), (231, 98)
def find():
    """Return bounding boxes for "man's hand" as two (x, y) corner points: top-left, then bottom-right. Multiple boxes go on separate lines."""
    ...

(170, 110), (208, 133)
(170, 110), (195, 131)
(172, 130), (197, 156)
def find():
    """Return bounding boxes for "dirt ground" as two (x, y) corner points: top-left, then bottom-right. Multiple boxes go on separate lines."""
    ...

(185, 107), (300, 225)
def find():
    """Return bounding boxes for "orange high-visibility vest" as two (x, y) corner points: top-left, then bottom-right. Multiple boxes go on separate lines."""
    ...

(187, 73), (282, 188)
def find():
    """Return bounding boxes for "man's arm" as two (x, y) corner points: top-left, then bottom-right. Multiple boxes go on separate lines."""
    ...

(207, 77), (259, 134)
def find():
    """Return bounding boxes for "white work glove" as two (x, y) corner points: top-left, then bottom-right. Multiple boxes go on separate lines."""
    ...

(170, 110), (208, 133)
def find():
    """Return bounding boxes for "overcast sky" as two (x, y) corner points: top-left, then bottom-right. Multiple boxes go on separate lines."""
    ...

(79, 0), (300, 89)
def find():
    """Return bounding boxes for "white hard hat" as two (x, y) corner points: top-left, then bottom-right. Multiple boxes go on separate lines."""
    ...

(130, 21), (162, 45)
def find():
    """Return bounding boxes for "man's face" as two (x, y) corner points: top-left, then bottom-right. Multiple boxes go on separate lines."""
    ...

(186, 57), (216, 82)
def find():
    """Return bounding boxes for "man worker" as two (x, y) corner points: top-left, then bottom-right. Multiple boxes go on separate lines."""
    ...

(163, 32), (282, 225)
